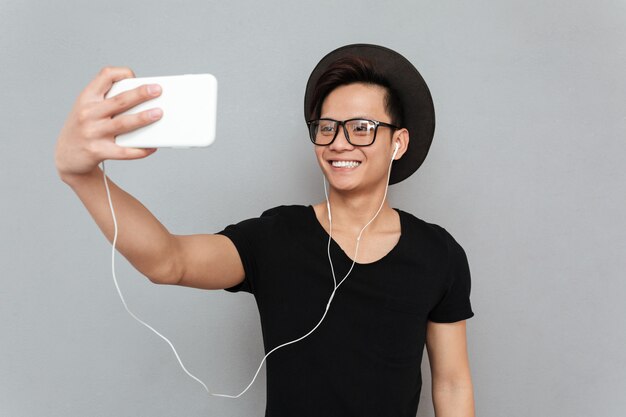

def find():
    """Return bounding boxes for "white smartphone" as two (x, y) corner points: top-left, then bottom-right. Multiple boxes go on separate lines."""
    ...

(104, 74), (218, 148)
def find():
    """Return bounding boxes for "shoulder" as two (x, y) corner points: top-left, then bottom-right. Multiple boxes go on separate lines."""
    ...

(219, 204), (310, 247)
(226, 204), (309, 225)
(396, 209), (448, 243)
(260, 204), (310, 219)
(396, 209), (467, 256)
(259, 205), (315, 237)
(226, 204), (310, 234)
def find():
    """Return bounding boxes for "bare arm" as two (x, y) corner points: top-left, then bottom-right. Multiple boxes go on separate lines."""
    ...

(426, 320), (476, 417)
(55, 66), (244, 289)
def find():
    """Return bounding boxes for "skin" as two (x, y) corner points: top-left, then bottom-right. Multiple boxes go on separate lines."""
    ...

(54, 67), (474, 416)
(311, 83), (408, 264)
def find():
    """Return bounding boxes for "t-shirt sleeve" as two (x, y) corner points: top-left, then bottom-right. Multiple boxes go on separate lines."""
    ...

(428, 229), (475, 323)
(216, 209), (276, 294)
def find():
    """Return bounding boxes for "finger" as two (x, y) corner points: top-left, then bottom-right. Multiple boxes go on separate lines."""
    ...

(97, 140), (158, 161)
(95, 82), (162, 119)
(100, 107), (163, 137)
(83, 66), (136, 100)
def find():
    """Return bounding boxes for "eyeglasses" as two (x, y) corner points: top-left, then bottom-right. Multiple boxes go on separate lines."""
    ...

(306, 118), (398, 147)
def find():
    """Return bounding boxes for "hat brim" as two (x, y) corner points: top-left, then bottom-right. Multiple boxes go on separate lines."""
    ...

(304, 44), (435, 184)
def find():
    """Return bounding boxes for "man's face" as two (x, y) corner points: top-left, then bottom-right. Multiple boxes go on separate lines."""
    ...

(314, 82), (398, 194)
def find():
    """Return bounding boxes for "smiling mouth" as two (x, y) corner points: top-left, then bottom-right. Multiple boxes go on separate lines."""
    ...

(330, 160), (361, 168)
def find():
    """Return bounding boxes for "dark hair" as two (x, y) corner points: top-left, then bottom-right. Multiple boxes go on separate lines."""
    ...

(308, 55), (404, 127)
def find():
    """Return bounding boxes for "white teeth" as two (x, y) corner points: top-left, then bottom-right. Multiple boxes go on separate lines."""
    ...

(331, 160), (361, 168)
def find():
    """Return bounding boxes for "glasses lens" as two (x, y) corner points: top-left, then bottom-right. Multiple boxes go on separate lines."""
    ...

(345, 119), (376, 146)
(309, 120), (337, 145)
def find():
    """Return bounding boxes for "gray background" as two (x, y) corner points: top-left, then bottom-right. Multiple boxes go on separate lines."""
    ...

(1, 0), (625, 416)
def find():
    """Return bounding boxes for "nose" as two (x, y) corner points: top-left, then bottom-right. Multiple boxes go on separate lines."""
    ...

(329, 124), (354, 151)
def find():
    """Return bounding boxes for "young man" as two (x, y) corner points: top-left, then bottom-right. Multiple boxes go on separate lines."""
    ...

(55, 44), (475, 416)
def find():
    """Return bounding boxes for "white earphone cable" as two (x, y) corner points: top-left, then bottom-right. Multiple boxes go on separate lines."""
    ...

(98, 142), (397, 398)
(100, 160), (211, 394)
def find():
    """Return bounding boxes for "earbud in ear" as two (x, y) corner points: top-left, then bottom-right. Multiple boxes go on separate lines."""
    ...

(392, 141), (400, 160)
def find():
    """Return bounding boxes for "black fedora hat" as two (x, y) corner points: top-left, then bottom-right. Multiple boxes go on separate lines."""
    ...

(304, 44), (435, 185)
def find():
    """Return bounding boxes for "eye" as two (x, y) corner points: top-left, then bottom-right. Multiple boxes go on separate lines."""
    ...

(350, 121), (375, 136)
(319, 122), (336, 135)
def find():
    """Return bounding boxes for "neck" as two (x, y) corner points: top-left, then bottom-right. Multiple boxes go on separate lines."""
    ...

(323, 180), (394, 235)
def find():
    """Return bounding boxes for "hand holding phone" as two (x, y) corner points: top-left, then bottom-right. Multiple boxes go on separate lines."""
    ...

(55, 68), (218, 183)
(104, 74), (218, 148)
(55, 66), (164, 181)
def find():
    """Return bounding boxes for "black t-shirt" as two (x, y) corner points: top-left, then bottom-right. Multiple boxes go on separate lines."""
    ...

(218, 205), (474, 417)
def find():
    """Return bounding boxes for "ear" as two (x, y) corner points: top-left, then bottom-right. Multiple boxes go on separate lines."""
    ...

(392, 128), (410, 160)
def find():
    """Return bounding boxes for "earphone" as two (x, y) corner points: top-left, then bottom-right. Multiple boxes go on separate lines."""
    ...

(98, 140), (397, 399)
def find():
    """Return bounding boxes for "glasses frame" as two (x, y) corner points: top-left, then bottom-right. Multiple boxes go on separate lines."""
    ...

(306, 118), (399, 147)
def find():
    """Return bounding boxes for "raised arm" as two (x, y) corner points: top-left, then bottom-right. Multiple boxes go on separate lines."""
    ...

(55, 66), (244, 289)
